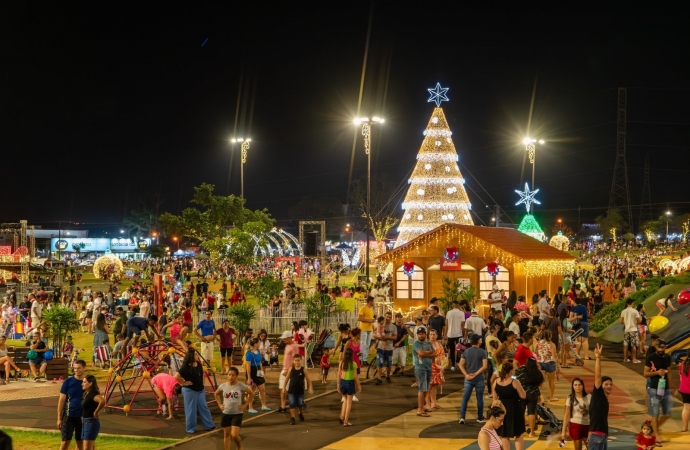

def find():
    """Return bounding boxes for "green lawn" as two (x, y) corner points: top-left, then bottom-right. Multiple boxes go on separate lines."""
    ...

(1, 428), (178, 450)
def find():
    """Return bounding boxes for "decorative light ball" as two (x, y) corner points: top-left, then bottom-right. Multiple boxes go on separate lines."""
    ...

(648, 315), (669, 333)
(115, 376), (122, 383)
(142, 371), (151, 379)
(212, 367), (217, 373)
(424, 163), (431, 170)
(445, 166), (450, 172)
(678, 289), (690, 305)
(448, 214), (455, 220)
(417, 189), (425, 196)
(432, 117), (438, 124)
(168, 347), (176, 354)
(203, 366), (208, 373)
(123, 405), (131, 413)
(442, 215), (448, 220)
(132, 347), (139, 355)
(417, 214), (423, 220)
(435, 141), (441, 147)
(108, 368), (113, 374)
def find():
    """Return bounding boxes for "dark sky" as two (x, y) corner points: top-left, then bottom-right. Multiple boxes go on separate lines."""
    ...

(3, 4), (689, 236)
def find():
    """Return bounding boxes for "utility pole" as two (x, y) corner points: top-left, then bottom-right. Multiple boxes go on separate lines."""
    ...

(494, 205), (501, 227)
(608, 87), (634, 233)
(638, 153), (652, 229)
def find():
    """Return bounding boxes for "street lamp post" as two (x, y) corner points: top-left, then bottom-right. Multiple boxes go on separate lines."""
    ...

(230, 138), (252, 199)
(354, 116), (384, 282)
(523, 137), (545, 212)
(173, 236), (179, 251)
(558, 218), (562, 232)
(666, 210), (671, 242)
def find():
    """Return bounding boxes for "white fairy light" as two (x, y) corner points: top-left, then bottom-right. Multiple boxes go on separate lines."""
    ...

(408, 177), (465, 185)
(432, 117), (439, 124)
(424, 163), (431, 170)
(417, 214), (424, 220)
(417, 188), (425, 196)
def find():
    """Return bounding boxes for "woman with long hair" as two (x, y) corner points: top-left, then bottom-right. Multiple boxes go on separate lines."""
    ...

(244, 338), (270, 413)
(478, 406), (507, 450)
(427, 329), (445, 410)
(81, 375), (105, 450)
(656, 294), (678, 315)
(536, 330), (560, 402)
(175, 348), (215, 434)
(560, 308), (574, 368)
(0, 336), (21, 383)
(337, 347), (361, 427)
(505, 291), (518, 312)
(343, 328), (361, 401)
(93, 313), (111, 366)
(677, 349), (690, 432)
(257, 329), (271, 366)
(561, 377), (591, 450)
(492, 363), (526, 450)
(515, 357), (544, 437)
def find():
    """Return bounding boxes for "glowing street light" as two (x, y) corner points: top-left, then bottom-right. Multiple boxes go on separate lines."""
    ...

(354, 116), (384, 280)
(172, 236), (179, 250)
(230, 137), (252, 199)
(666, 209), (672, 240)
(523, 137), (545, 200)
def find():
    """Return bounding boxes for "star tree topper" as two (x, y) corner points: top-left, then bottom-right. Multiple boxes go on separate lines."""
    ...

(427, 83), (449, 107)
(515, 183), (541, 213)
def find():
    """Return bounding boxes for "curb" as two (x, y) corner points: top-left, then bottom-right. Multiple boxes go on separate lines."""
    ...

(1, 426), (178, 441)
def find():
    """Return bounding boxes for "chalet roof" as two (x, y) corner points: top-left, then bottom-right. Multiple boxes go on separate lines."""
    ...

(382, 224), (574, 262)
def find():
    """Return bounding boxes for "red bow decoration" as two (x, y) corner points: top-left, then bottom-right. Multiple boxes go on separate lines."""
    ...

(402, 261), (415, 276)
(486, 262), (500, 277)
(444, 247), (458, 261)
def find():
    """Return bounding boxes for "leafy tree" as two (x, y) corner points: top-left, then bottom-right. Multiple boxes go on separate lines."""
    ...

(225, 302), (258, 338)
(159, 183), (274, 265)
(595, 208), (627, 235)
(438, 277), (478, 313)
(238, 274), (284, 309)
(124, 194), (159, 237)
(640, 219), (663, 242)
(349, 173), (400, 241)
(550, 223), (575, 237)
(146, 244), (167, 259)
(302, 292), (346, 333)
(43, 306), (80, 356)
(622, 232), (635, 242)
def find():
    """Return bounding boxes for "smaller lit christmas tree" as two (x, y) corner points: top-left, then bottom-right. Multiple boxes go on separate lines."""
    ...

(515, 183), (545, 241)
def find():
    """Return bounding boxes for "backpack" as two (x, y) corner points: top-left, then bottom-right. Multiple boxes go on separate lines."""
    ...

(323, 334), (336, 349)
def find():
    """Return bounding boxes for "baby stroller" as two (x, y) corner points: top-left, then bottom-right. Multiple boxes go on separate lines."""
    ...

(567, 328), (585, 366)
(307, 329), (335, 368)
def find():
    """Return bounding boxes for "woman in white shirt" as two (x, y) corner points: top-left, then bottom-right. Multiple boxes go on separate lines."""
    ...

(561, 377), (591, 450)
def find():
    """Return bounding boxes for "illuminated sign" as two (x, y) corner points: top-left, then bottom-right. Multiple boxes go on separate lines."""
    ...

(50, 238), (151, 252)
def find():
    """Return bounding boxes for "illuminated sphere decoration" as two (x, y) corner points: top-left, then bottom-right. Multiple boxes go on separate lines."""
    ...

(549, 235), (570, 251)
(395, 103), (474, 248)
(93, 255), (124, 279)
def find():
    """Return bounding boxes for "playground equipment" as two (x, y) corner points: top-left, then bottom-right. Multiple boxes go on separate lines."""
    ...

(648, 315), (669, 333)
(678, 289), (690, 305)
(104, 341), (217, 415)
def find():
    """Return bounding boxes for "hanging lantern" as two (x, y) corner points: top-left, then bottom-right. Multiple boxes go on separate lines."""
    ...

(486, 262), (500, 277)
(403, 261), (415, 277)
(444, 246), (458, 261)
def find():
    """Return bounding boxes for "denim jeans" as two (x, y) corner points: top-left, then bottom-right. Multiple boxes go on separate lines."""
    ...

(460, 376), (485, 419)
(588, 433), (607, 450)
(182, 387), (215, 433)
(360, 331), (373, 362)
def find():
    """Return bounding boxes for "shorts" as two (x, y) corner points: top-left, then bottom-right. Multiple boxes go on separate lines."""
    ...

(250, 366), (265, 386)
(539, 361), (557, 373)
(681, 391), (690, 404)
(126, 324), (145, 339)
(638, 325), (647, 335)
(60, 416), (83, 442)
(563, 334), (572, 344)
(81, 418), (101, 441)
(288, 393), (304, 409)
(339, 379), (356, 395)
(392, 346), (406, 366)
(221, 413), (243, 428)
(279, 372), (287, 390)
(415, 368), (431, 393)
(525, 394), (539, 415)
(579, 322), (589, 339)
(220, 348), (234, 358)
(376, 348), (393, 368)
(321, 368), (330, 377)
(623, 331), (639, 348)
(647, 388), (673, 417)
(30, 357), (46, 367)
(568, 422), (589, 440)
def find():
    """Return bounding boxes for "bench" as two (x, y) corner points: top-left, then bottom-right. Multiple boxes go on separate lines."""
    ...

(0, 347), (69, 380)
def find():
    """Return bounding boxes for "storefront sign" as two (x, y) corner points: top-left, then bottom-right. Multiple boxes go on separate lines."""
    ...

(440, 257), (462, 270)
(50, 237), (151, 253)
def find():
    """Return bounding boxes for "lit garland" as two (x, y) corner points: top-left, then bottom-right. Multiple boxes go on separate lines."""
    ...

(523, 260), (575, 277)
(517, 214), (545, 241)
(395, 106), (473, 247)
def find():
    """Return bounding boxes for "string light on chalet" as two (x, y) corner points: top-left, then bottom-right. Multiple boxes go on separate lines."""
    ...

(395, 85), (473, 248)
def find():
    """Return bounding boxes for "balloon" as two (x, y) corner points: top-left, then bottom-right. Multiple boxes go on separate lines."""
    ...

(648, 315), (670, 333)
(27, 350), (38, 360)
(44, 350), (54, 360)
(678, 289), (690, 305)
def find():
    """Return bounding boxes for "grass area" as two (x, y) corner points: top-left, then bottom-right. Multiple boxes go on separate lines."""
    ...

(1, 428), (178, 450)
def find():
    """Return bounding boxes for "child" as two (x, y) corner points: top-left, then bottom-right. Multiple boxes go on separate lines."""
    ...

(320, 349), (331, 384)
(112, 334), (125, 365)
(62, 335), (74, 360)
(78, 307), (88, 333)
(269, 344), (279, 369)
(372, 316), (385, 348)
(636, 420), (657, 450)
(214, 367), (254, 450)
(284, 354), (313, 425)
(337, 347), (361, 426)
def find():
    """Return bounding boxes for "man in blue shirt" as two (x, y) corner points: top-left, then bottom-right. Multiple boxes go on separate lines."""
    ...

(120, 315), (160, 359)
(57, 359), (86, 450)
(459, 333), (488, 424)
(412, 327), (436, 417)
(195, 311), (216, 362)
(573, 298), (590, 360)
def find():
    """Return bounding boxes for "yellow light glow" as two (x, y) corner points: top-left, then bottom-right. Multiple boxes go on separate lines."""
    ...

(524, 260), (575, 277)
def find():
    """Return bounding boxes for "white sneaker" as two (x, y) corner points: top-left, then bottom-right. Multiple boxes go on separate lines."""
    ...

(162, 404), (168, 415)
(450, 366), (456, 371)
(353, 396), (359, 402)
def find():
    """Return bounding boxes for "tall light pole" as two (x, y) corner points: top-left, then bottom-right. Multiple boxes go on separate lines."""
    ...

(666, 209), (671, 242)
(230, 138), (252, 199)
(557, 218), (562, 232)
(523, 137), (545, 211)
(354, 116), (383, 281)
(173, 236), (179, 251)
(345, 223), (354, 245)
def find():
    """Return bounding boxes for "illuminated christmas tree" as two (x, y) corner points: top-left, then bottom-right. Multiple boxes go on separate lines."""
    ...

(515, 182), (545, 241)
(395, 84), (474, 248)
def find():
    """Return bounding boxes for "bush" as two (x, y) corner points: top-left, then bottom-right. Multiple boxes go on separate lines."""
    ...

(42, 305), (80, 357)
(590, 273), (690, 332)
(225, 302), (258, 337)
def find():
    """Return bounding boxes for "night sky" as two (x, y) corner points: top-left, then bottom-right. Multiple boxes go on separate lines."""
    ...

(3, 4), (689, 236)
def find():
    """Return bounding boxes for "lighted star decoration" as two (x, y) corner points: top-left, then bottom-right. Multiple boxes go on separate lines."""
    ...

(515, 182), (541, 213)
(427, 83), (449, 107)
